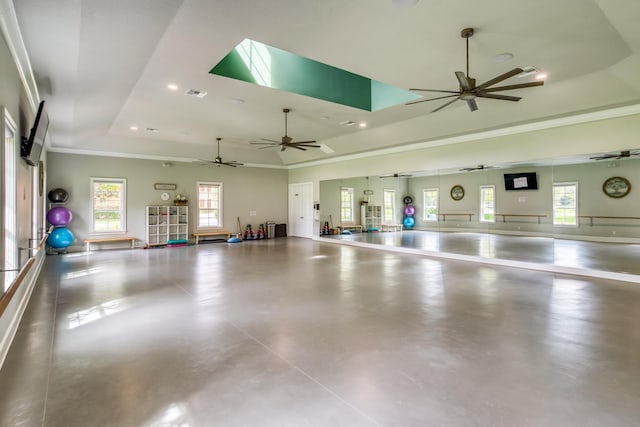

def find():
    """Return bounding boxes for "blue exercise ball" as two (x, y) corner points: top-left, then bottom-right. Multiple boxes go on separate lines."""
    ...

(47, 206), (73, 226)
(48, 227), (75, 249)
(403, 216), (415, 228)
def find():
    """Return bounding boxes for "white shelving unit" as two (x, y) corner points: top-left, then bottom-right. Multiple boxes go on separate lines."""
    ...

(146, 205), (188, 246)
(361, 205), (382, 231)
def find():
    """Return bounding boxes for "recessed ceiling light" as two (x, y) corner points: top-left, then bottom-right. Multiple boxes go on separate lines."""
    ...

(392, 0), (419, 8)
(130, 126), (138, 131)
(167, 84), (178, 91)
(494, 52), (513, 62)
(359, 122), (367, 128)
(535, 73), (547, 80)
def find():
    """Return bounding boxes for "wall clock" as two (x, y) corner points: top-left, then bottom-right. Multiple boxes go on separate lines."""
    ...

(602, 176), (631, 198)
(161, 192), (171, 201)
(450, 185), (465, 201)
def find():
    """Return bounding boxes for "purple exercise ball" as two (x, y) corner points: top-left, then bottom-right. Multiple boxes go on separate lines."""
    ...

(404, 205), (416, 216)
(47, 206), (73, 226)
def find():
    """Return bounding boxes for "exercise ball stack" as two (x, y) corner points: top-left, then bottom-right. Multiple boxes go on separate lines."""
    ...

(403, 196), (415, 229)
(47, 188), (75, 251)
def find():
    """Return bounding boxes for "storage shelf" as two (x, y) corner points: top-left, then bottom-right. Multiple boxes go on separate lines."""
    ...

(146, 205), (188, 245)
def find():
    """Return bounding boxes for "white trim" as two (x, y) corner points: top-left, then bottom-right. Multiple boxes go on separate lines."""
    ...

(288, 104), (640, 169)
(0, 0), (39, 114)
(196, 181), (223, 229)
(90, 177), (127, 233)
(41, 104), (640, 170)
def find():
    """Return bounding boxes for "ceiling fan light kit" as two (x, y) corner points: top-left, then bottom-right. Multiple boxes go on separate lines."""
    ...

(407, 27), (544, 113)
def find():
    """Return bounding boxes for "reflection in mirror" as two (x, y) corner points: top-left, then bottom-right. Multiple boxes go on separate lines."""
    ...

(319, 151), (640, 278)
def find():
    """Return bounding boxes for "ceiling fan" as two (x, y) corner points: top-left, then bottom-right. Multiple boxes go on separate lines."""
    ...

(460, 164), (495, 171)
(407, 28), (544, 112)
(590, 150), (640, 160)
(381, 172), (413, 178)
(197, 138), (243, 167)
(251, 108), (320, 151)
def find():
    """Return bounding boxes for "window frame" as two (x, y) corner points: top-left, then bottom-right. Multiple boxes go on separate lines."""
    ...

(90, 177), (127, 234)
(382, 189), (396, 224)
(3, 108), (18, 289)
(552, 182), (578, 227)
(479, 185), (496, 224)
(197, 181), (223, 229)
(422, 188), (439, 222)
(340, 187), (354, 223)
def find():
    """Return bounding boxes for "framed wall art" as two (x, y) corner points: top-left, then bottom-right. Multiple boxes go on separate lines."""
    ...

(602, 176), (631, 198)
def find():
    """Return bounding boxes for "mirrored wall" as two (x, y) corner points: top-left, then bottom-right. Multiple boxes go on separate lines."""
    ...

(319, 152), (640, 276)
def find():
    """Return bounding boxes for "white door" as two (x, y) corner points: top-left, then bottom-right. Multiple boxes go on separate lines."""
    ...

(288, 182), (313, 238)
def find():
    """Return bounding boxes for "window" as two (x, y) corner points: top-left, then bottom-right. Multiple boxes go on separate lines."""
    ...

(479, 185), (496, 223)
(3, 108), (17, 290)
(91, 178), (126, 233)
(423, 188), (438, 221)
(198, 182), (223, 228)
(340, 187), (354, 222)
(383, 189), (396, 223)
(553, 182), (578, 226)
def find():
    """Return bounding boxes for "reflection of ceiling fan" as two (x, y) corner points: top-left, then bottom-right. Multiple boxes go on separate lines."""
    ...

(460, 164), (495, 171)
(590, 150), (640, 160)
(381, 172), (413, 178)
(407, 28), (544, 112)
(198, 138), (243, 167)
(251, 108), (320, 151)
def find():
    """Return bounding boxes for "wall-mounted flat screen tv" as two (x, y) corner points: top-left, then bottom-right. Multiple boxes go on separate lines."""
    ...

(20, 100), (48, 166)
(504, 172), (538, 191)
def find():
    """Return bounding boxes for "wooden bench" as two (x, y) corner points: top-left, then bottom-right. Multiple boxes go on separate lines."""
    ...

(85, 236), (136, 251)
(193, 230), (231, 244)
(381, 223), (403, 232)
(337, 224), (363, 233)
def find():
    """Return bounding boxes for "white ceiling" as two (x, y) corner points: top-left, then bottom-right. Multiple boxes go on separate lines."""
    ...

(11, 0), (640, 167)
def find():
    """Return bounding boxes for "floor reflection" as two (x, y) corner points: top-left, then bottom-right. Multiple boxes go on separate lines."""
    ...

(320, 230), (640, 279)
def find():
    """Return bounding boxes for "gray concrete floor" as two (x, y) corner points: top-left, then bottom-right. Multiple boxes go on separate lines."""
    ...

(1, 238), (639, 426)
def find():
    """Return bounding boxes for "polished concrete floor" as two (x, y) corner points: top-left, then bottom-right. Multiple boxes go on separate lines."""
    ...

(1, 238), (639, 426)
(320, 230), (640, 281)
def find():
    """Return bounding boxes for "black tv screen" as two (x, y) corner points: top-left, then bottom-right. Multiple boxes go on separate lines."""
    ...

(20, 100), (48, 166)
(504, 172), (538, 191)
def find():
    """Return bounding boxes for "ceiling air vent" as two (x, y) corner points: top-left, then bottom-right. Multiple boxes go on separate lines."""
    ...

(339, 120), (356, 126)
(185, 89), (208, 98)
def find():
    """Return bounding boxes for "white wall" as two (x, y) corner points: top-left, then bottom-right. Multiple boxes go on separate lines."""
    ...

(46, 153), (288, 250)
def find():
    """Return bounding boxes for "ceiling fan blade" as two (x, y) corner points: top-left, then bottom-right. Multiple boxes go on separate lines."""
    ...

(466, 99), (478, 112)
(455, 71), (471, 90)
(292, 140), (317, 145)
(195, 159), (214, 164)
(406, 94), (459, 106)
(475, 68), (523, 90)
(476, 93), (522, 102)
(294, 144), (321, 148)
(481, 81), (544, 93)
(288, 144), (307, 151)
(432, 97), (460, 112)
(590, 154), (615, 160)
(258, 145), (278, 150)
(409, 88), (461, 94)
(261, 138), (281, 144)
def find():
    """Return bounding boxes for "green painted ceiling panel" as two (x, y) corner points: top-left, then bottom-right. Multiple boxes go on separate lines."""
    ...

(210, 39), (419, 111)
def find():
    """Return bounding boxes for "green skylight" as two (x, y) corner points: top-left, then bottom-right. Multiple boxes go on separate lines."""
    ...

(210, 39), (420, 111)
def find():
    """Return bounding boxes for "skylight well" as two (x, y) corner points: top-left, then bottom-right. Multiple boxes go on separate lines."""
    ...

(211, 39), (419, 111)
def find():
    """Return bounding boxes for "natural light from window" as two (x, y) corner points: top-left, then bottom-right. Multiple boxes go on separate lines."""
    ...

(236, 39), (272, 87)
